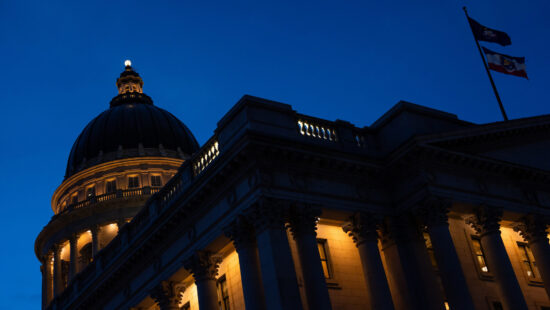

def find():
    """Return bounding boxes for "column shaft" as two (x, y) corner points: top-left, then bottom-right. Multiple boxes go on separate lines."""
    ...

(293, 231), (332, 310)
(467, 207), (528, 310)
(44, 254), (53, 306)
(480, 231), (528, 310)
(514, 216), (550, 298)
(288, 208), (332, 310)
(356, 241), (394, 310)
(382, 216), (445, 310)
(427, 224), (475, 310)
(236, 244), (266, 310)
(91, 226), (99, 258)
(530, 240), (550, 298)
(69, 235), (78, 280)
(343, 212), (394, 310)
(184, 251), (222, 310)
(196, 278), (219, 310)
(256, 227), (303, 310)
(53, 246), (63, 296)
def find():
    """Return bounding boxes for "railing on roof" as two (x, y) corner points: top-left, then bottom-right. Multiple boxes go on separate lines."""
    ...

(297, 115), (338, 142)
(193, 137), (220, 176)
(58, 187), (160, 215)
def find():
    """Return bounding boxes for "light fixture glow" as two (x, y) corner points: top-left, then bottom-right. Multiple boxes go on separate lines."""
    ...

(124, 60), (132, 67)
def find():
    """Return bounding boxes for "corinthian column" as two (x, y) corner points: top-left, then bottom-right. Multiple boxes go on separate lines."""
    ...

(466, 205), (528, 310)
(150, 281), (185, 310)
(342, 212), (394, 310)
(53, 244), (64, 297)
(43, 252), (54, 307)
(514, 215), (550, 298)
(380, 215), (445, 310)
(287, 205), (332, 310)
(69, 233), (78, 280)
(246, 198), (303, 310)
(184, 251), (222, 310)
(416, 198), (475, 310)
(225, 215), (266, 310)
(91, 225), (100, 258)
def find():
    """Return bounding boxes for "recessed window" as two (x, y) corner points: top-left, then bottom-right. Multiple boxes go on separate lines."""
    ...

(471, 236), (490, 274)
(317, 239), (333, 279)
(151, 175), (162, 187)
(71, 194), (78, 204)
(517, 243), (540, 279)
(424, 232), (438, 270)
(106, 180), (117, 193)
(217, 275), (230, 310)
(128, 176), (140, 189)
(86, 186), (95, 198)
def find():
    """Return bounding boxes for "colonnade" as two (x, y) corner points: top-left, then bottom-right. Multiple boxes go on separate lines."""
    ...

(41, 222), (125, 306)
(148, 199), (550, 310)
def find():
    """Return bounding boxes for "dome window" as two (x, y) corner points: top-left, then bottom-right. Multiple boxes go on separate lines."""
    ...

(86, 186), (96, 198)
(151, 175), (162, 187)
(71, 193), (78, 204)
(105, 179), (117, 194)
(128, 176), (140, 189)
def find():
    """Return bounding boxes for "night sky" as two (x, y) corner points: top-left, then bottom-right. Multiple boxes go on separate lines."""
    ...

(1, 1), (548, 308)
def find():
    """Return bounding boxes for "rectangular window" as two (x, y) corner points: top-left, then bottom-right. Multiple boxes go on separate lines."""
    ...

(517, 243), (540, 279)
(423, 232), (438, 270)
(71, 194), (78, 204)
(151, 175), (162, 187)
(317, 239), (333, 279)
(106, 180), (117, 193)
(86, 186), (95, 198)
(128, 176), (140, 189)
(471, 236), (489, 273)
(217, 275), (230, 310)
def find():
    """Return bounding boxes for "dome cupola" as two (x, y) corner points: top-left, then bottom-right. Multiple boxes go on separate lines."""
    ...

(65, 61), (199, 179)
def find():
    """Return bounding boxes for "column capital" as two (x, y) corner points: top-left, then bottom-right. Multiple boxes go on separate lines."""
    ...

(224, 215), (256, 250)
(90, 224), (100, 234)
(380, 214), (421, 246)
(414, 197), (451, 227)
(150, 281), (185, 309)
(465, 205), (503, 236)
(513, 215), (550, 244)
(286, 204), (321, 239)
(184, 251), (222, 282)
(342, 212), (381, 246)
(245, 197), (288, 233)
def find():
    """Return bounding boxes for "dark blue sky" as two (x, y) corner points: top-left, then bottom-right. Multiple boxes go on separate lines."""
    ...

(1, 0), (548, 308)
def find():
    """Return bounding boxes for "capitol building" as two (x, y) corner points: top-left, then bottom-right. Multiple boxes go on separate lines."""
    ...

(36, 62), (550, 310)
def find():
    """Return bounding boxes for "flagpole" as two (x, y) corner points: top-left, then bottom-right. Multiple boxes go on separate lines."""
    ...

(463, 6), (509, 121)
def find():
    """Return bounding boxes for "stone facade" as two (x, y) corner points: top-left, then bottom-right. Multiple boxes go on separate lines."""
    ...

(39, 94), (550, 310)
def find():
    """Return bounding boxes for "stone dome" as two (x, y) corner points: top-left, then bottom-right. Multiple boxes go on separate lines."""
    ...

(64, 63), (199, 179)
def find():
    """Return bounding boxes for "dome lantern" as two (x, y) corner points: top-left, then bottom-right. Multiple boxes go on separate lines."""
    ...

(116, 60), (144, 95)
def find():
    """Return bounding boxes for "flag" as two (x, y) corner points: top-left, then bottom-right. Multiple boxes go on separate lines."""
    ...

(468, 17), (511, 46)
(482, 47), (527, 78)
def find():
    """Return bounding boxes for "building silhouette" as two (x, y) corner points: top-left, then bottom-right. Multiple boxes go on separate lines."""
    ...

(36, 63), (550, 310)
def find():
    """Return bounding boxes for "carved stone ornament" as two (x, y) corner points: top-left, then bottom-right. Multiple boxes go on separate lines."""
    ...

(224, 215), (256, 250)
(183, 251), (222, 282)
(513, 215), (550, 244)
(150, 281), (185, 309)
(286, 204), (321, 239)
(465, 204), (503, 237)
(415, 197), (451, 227)
(342, 212), (381, 246)
(245, 197), (288, 233)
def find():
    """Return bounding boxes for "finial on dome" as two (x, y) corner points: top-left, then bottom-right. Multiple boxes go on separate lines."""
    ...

(124, 60), (132, 68)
